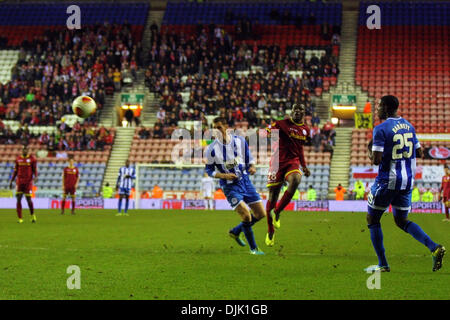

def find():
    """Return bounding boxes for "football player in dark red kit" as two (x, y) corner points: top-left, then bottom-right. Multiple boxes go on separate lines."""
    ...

(9, 145), (38, 223)
(61, 155), (79, 215)
(265, 103), (311, 246)
(439, 164), (450, 222)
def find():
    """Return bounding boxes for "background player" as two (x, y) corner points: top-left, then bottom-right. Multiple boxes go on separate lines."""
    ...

(265, 103), (311, 246)
(9, 145), (37, 223)
(61, 155), (79, 215)
(439, 164), (450, 221)
(201, 172), (215, 210)
(116, 160), (135, 216)
(205, 117), (266, 255)
(367, 95), (445, 272)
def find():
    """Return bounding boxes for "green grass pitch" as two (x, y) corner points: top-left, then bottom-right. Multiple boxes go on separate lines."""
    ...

(0, 209), (449, 300)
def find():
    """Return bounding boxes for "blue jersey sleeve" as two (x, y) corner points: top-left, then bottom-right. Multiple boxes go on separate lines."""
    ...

(412, 128), (421, 150)
(372, 126), (385, 152)
(205, 146), (217, 178)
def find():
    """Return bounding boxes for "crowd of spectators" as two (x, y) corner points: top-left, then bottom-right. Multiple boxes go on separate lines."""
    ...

(310, 119), (336, 158)
(0, 119), (114, 154)
(0, 21), (143, 127)
(144, 26), (339, 131)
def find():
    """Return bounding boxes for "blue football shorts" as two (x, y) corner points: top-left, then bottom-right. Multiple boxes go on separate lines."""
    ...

(223, 175), (261, 210)
(119, 187), (131, 196)
(368, 180), (412, 217)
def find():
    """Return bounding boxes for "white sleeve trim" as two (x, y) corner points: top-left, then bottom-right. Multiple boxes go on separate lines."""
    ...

(372, 145), (384, 152)
(415, 142), (421, 149)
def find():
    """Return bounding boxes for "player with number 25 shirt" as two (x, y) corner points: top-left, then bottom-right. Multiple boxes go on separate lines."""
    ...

(366, 95), (445, 273)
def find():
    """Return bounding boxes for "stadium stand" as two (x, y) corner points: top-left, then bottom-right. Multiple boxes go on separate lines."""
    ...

(145, 1), (342, 132)
(131, 2), (343, 197)
(349, 2), (450, 198)
(356, 2), (450, 133)
(0, 2), (148, 197)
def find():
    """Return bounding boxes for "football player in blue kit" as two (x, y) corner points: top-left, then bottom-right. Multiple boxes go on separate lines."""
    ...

(366, 95), (445, 272)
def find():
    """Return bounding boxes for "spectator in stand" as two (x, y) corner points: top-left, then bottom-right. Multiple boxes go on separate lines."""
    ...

(311, 112), (320, 127)
(364, 99), (372, 114)
(412, 186), (421, 202)
(323, 136), (334, 158)
(113, 68), (122, 91)
(152, 124), (164, 138)
(310, 124), (322, 152)
(139, 127), (151, 139)
(422, 189), (434, 202)
(334, 184), (346, 201)
(322, 120), (334, 139)
(307, 185), (317, 201)
(156, 107), (166, 123)
(0, 103), (6, 119)
(47, 136), (57, 156)
(39, 131), (50, 145)
(124, 108), (134, 127)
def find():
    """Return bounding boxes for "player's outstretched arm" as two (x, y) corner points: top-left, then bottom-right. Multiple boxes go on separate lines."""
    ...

(9, 163), (18, 189)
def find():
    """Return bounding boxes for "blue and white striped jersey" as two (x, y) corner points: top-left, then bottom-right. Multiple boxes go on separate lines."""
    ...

(372, 117), (421, 190)
(116, 166), (136, 190)
(205, 134), (255, 188)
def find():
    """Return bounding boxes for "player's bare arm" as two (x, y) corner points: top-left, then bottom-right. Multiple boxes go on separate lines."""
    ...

(302, 166), (310, 177)
(9, 165), (17, 189)
(248, 164), (256, 175)
(215, 173), (238, 180)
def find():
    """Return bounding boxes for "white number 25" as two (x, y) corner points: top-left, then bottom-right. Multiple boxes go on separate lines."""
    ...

(392, 133), (413, 160)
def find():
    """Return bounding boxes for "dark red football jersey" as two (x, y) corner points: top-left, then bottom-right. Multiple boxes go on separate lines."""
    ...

(441, 175), (450, 198)
(63, 166), (79, 188)
(267, 118), (309, 167)
(13, 155), (37, 183)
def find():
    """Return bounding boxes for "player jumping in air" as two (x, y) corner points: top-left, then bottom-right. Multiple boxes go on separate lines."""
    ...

(205, 117), (266, 255)
(9, 145), (38, 223)
(201, 172), (215, 210)
(265, 104), (310, 246)
(61, 155), (79, 215)
(366, 95), (445, 272)
(439, 164), (450, 222)
(116, 160), (135, 216)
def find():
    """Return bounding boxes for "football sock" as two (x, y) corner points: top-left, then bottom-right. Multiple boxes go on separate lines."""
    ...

(368, 223), (388, 267)
(118, 198), (122, 213)
(17, 199), (22, 219)
(230, 215), (260, 235)
(125, 198), (129, 213)
(446, 207), (449, 219)
(209, 199), (214, 209)
(241, 221), (257, 250)
(61, 199), (66, 212)
(274, 190), (294, 215)
(404, 221), (438, 252)
(204, 200), (209, 209)
(71, 198), (75, 212)
(266, 199), (276, 234)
